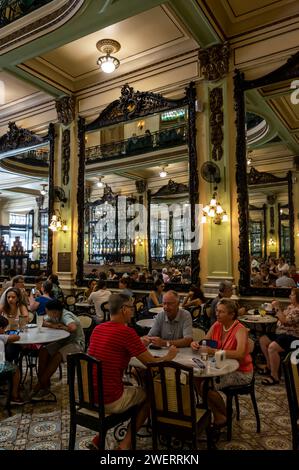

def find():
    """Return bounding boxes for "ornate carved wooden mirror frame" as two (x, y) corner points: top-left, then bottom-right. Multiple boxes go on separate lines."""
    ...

(234, 53), (299, 296)
(0, 122), (55, 274)
(76, 83), (199, 285)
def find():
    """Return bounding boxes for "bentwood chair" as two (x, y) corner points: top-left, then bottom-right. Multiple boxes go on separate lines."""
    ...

(146, 361), (212, 450)
(283, 352), (299, 450)
(67, 353), (138, 450)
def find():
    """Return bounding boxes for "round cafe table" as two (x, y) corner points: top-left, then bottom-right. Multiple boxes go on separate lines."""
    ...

(16, 326), (70, 345)
(239, 314), (277, 335)
(136, 318), (155, 329)
(130, 347), (239, 379)
(148, 307), (163, 315)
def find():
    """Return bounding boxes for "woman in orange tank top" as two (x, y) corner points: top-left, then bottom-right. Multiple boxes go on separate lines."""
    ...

(191, 299), (253, 428)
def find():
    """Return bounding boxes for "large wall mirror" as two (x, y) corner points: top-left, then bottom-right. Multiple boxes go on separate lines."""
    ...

(234, 52), (299, 296)
(76, 83), (199, 286)
(0, 122), (55, 276)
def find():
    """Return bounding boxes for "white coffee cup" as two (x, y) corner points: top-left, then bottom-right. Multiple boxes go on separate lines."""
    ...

(215, 350), (226, 368)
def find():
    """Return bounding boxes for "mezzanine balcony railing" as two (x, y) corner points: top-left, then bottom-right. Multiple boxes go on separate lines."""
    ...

(85, 124), (187, 163)
(0, 0), (52, 27)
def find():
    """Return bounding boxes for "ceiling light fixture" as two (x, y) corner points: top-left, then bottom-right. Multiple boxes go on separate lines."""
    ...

(40, 184), (47, 196)
(159, 166), (168, 178)
(96, 39), (121, 74)
(97, 176), (104, 188)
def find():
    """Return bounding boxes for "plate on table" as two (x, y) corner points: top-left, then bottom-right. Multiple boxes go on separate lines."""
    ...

(27, 324), (37, 328)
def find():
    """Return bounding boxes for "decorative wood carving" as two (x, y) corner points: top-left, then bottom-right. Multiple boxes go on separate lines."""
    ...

(62, 129), (70, 186)
(198, 43), (229, 81)
(56, 96), (76, 126)
(248, 167), (288, 185)
(234, 51), (299, 296)
(270, 207), (275, 230)
(209, 88), (223, 161)
(86, 84), (190, 131)
(77, 82), (199, 285)
(288, 171), (295, 265)
(76, 117), (86, 286)
(135, 180), (147, 194)
(47, 123), (55, 275)
(0, 122), (43, 152)
(152, 180), (189, 197)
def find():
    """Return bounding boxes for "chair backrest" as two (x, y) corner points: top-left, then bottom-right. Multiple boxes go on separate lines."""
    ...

(283, 352), (299, 448)
(189, 306), (201, 321)
(192, 327), (206, 342)
(65, 295), (76, 306)
(76, 291), (85, 302)
(100, 301), (110, 322)
(67, 352), (104, 419)
(147, 361), (196, 429)
(77, 314), (96, 350)
(248, 337), (255, 354)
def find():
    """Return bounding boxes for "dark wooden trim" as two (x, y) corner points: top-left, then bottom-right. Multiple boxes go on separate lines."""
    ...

(147, 190), (152, 274)
(47, 123), (55, 274)
(278, 203), (282, 258)
(288, 171), (295, 265)
(234, 51), (299, 296)
(76, 117), (85, 286)
(234, 70), (250, 292)
(263, 204), (267, 259)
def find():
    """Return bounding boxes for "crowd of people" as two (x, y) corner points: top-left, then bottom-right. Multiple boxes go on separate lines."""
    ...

(250, 256), (299, 288)
(1, 266), (299, 449)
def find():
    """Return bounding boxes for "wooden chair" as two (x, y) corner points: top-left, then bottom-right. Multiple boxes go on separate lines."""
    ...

(283, 352), (299, 450)
(100, 301), (110, 322)
(67, 352), (138, 450)
(76, 314), (96, 351)
(222, 340), (260, 441)
(65, 295), (76, 313)
(146, 361), (212, 450)
(192, 327), (206, 342)
(0, 363), (14, 416)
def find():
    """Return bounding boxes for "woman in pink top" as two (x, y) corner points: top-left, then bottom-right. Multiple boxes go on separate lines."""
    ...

(191, 299), (253, 428)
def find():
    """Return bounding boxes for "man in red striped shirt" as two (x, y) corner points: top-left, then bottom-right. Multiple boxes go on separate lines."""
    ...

(88, 293), (177, 450)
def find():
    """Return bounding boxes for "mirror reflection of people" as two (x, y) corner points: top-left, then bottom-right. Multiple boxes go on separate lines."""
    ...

(142, 290), (193, 348)
(275, 270), (296, 288)
(147, 279), (164, 308)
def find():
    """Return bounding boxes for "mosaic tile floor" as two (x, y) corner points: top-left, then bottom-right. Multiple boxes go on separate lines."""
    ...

(0, 365), (292, 450)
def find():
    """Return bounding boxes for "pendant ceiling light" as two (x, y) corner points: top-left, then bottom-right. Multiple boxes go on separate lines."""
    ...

(96, 39), (121, 74)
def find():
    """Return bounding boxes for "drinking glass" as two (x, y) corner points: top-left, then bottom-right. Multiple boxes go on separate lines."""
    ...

(36, 314), (44, 332)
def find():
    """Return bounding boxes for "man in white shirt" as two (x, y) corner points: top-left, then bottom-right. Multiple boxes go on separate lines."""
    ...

(87, 280), (112, 322)
(275, 270), (296, 288)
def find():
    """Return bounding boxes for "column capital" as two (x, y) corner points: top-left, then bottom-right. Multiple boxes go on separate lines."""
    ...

(198, 43), (230, 81)
(55, 96), (76, 126)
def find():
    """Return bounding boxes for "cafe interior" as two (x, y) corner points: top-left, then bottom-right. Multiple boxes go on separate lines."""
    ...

(0, 0), (299, 452)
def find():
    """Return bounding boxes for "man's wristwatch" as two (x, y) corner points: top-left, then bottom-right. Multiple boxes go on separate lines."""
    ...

(166, 341), (170, 348)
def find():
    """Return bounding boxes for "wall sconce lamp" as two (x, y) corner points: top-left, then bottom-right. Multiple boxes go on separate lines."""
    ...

(202, 187), (228, 224)
(40, 184), (48, 196)
(268, 229), (276, 246)
(49, 210), (68, 233)
(134, 236), (143, 246)
(159, 166), (168, 178)
(137, 120), (145, 131)
(96, 39), (121, 74)
(97, 176), (104, 188)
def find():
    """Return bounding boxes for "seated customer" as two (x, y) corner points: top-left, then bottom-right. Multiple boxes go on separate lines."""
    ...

(147, 279), (164, 308)
(87, 280), (112, 323)
(275, 270), (296, 288)
(191, 299), (253, 428)
(88, 293), (177, 450)
(182, 284), (205, 310)
(259, 288), (299, 385)
(0, 316), (25, 405)
(29, 280), (53, 317)
(119, 277), (133, 299)
(142, 290), (193, 348)
(31, 300), (85, 400)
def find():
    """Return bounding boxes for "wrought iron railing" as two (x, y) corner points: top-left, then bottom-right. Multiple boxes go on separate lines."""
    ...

(0, 0), (52, 27)
(85, 124), (187, 162)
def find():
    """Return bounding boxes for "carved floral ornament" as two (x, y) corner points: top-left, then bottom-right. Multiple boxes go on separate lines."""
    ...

(0, 122), (43, 152)
(55, 96), (76, 126)
(198, 43), (230, 81)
